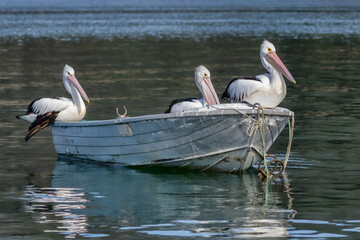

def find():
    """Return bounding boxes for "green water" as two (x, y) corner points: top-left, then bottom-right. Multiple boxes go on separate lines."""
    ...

(0, 36), (359, 239)
(0, 0), (360, 239)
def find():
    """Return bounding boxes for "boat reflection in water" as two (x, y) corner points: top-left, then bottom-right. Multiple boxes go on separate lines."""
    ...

(23, 160), (296, 238)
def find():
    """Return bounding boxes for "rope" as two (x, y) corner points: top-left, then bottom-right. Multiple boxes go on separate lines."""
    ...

(208, 105), (259, 122)
(209, 104), (269, 174)
(208, 105), (263, 137)
(284, 116), (295, 169)
(258, 154), (284, 178)
(257, 115), (294, 179)
(257, 106), (269, 175)
(209, 104), (294, 179)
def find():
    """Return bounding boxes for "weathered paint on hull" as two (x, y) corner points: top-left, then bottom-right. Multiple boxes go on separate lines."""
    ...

(52, 104), (293, 173)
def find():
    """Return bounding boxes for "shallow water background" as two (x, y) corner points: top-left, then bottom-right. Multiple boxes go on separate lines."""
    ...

(0, 0), (359, 239)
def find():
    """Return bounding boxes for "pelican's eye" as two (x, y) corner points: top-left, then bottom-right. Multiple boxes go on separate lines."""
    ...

(267, 48), (272, 52)
(204, 73), (208, 77)
(67, 71), (71, 75)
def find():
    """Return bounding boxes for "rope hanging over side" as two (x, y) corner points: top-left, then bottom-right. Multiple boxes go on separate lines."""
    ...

(258, 154), (285, 178)
(284, 116), (295, 169)
(257, 106), (270, 175)
(258, 113), (295, 179)
(208, 104), (294, 179)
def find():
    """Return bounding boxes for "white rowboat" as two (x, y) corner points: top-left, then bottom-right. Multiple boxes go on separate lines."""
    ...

(52, 103), (294, 173)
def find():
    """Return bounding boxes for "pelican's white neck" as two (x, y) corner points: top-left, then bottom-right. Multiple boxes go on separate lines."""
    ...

(261, 54), (272, 73)
(71, 86), (85, 112)
(261, 55), (284, 83)
(195, 75), (204, 99)
(270, 66), (284, 82)
(269, 64), (287, 101)
(63, 78), (86, 115)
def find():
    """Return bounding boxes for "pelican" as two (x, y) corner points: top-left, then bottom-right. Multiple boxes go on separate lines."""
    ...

(17, 64), (89, 141)
(165, 65), (220, 113)
(222, 40), (296, 108)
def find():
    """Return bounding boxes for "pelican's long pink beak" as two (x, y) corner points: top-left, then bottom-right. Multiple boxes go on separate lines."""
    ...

(265, 52), (296, 84)
(68, 75), (90, 103)
(201, 76), (220, 105)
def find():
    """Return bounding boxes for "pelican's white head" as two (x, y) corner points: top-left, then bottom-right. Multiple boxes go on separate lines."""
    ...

(260, 39), (276, 58)
(194, 65), (220, 105)
(260, 40), (296, 84)
(63, 64), (90, 103)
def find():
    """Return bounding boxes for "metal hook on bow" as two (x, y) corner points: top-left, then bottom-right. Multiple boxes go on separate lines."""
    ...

(116, 106), (128, 118)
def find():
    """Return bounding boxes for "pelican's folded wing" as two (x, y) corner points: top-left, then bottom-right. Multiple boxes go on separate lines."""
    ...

(221, 77), (264, 102)
(26, 97), (70, 115)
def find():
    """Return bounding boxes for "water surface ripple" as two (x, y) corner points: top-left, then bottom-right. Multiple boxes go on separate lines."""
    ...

(0, 0), (359, 39)
(0, 0), (359, 239)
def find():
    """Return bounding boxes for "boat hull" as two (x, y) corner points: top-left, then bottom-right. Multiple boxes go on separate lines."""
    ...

(52, 104), (294, 173)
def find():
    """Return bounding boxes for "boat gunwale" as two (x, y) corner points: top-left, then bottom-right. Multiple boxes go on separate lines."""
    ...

(53, 104), (294, 127)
